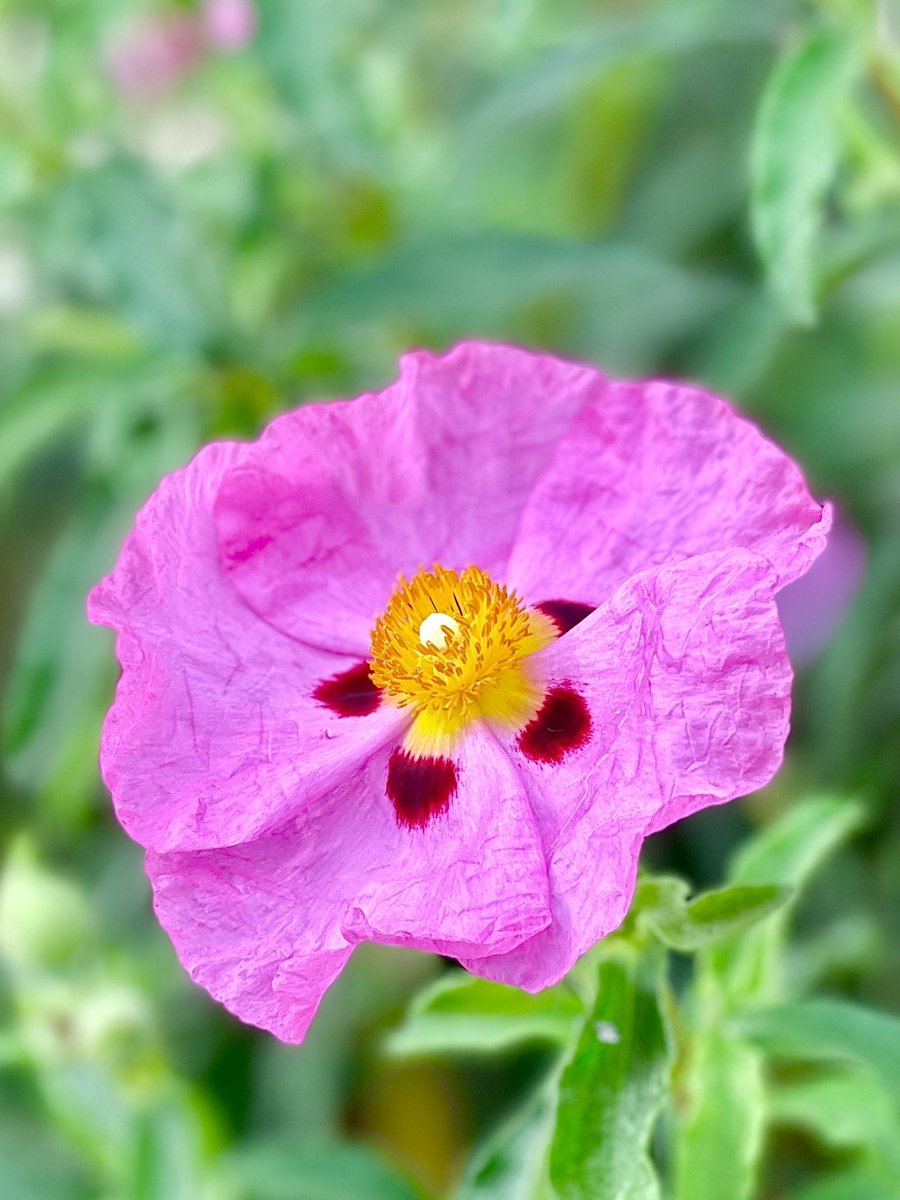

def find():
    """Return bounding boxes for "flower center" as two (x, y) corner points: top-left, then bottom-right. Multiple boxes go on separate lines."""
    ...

(370, 565), (557, 752)
(418, 611), (460, 648)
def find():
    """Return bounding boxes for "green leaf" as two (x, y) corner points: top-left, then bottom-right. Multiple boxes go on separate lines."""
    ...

(737, 999), (900, 1109)
(0, 1106), (93, 1200)
(2, 481), (123, 813)
(672, 799), (862, 1198)
(387, 972), (582, 1057)
(0, 138), (33, 210)
(0, 368), (98, 498)
(130, 1099), (211, 1200)
(708, 796), (863, 1005)
(2, 367), (202, 820)
(310, 234), (735, 374)
(458, 1), (781, 154)
(25, 305), (143, 359)
(728, 796), (864, 890)
(631, 874), (692, 918)
(769, 1068), (900, 1162)
(455, 1086), (557, 1200)
(640, 881), (790, 952)
(750, 30), (860, 324)
(675, 1030), (764, 1200)
(786, 1164), (900, 1200)
(226, 1140), (430, 1200)
(255, 0), (379, 167)
(39, 159), (220, 351)
(549, 949), (670, 1200)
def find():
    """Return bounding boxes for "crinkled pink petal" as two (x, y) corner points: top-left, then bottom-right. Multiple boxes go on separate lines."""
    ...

(460, 548), (791, 990)
(214, 343), (605, 652)
(506, 378), (830, 605)
(342, 727), (551, 958)
(88, 341), (832, 1041)
(88, 442), (405, 853)
(148, 729), (551, 1039)
(147, 828), (353, 1042)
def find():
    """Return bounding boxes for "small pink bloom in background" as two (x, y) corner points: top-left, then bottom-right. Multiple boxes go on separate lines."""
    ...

(776, 509), (866, 667)
(88, 342), (829, 1042)
(201, 0), (257, 50)
(107, 2), (256, 98)
(107, 12), (202, 98)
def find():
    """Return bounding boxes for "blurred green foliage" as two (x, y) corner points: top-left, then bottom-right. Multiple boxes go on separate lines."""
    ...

(1, 0), (899, 1196)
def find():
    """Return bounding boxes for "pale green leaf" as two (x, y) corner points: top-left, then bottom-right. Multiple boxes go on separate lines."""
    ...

(0, 370), (97, 498)
(708, 796), (863, 1005)
(387, 972), (582, 1057)
(130, 1101), (211, 1200)
(459, 1), (781, 153)
(0, 1106), (93, 1200)
(642, 883), (790, 952)
(2, 373), (202, 819)
(786, 1165), (900, 1200)
(675, 1030), (764, 1200)
(631, 874), (691, 919)
(769, 1068), (900, 1164)
(227, 1140), (430, 1200)
(728, 796), (864, 890)
(41, 159), (220, 351)
(310, 234), (735, 373)
(750, 30), (860, 323)
(675, 799), (865, 1198)
(737, 999), (900, 1108)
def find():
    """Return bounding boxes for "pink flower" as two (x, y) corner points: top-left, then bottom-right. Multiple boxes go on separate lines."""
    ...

(107, 2), (256, 99)
(88, 343), (829, 1042)
(201, 0), (257, 50)
(107, 13), (203, 98)
(776, 509), (865, 667)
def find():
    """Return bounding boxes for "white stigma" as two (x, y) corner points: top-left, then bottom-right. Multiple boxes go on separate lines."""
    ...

(419, 611), (461, 649)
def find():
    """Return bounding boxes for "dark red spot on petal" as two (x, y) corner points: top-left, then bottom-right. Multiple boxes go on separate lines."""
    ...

(313, 660), (381, 717)
(518, 685), (591, 764)
(225, 533), (273, 565)
(535, 599), (595, 635)
(387, 748), (457, 829)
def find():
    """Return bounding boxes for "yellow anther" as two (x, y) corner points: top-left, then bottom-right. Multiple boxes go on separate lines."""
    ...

(370, 565), (557, 753)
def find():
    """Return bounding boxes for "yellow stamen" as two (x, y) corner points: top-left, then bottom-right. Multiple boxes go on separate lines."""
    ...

(370, 565), (557, 754)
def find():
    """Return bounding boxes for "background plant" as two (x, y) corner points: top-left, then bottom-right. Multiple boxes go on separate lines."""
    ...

(1, 1), (898, 1197)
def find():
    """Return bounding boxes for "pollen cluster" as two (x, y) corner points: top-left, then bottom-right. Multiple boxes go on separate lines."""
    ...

(370, 565), (556, 752)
